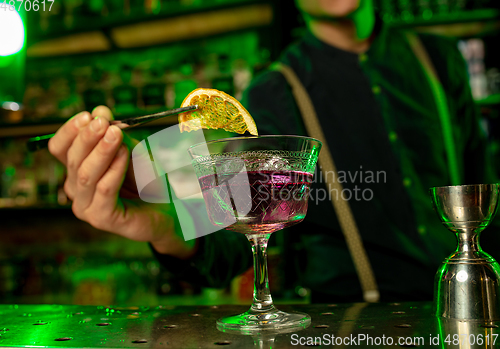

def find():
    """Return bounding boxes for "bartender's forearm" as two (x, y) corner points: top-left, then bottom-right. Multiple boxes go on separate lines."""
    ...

(150, 236), (198, 260)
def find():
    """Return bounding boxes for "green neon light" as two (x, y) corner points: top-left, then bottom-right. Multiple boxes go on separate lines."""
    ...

(0, 9), (25, 56)
(349, 0), (375, 40)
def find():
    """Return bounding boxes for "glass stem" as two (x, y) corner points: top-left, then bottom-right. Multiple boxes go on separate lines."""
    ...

(247, 233), (275, 313)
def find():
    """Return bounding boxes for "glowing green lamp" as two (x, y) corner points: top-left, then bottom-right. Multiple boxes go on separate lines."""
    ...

(0, 8), (26, 110)
(0, 9), (25, 56)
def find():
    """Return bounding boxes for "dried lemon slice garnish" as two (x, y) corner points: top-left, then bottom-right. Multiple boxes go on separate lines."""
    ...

(179, 88), (258, 136)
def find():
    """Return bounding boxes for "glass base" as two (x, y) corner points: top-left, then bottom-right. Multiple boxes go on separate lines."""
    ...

(216, 307), (311, 333)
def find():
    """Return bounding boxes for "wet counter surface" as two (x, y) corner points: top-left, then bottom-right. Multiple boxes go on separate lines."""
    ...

(0, 302), (498, 348)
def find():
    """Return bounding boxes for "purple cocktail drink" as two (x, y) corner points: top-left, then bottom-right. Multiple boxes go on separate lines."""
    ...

(189, 135), (321, 333)
(198, 170), (312, 234)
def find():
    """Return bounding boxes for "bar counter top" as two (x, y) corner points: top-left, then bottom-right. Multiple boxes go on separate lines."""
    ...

(0, 302), (498, 348)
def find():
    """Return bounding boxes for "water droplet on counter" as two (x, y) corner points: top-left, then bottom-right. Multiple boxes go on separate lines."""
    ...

(394, 324), (411, 328)
(163, 325), (178, 329)
(54, 337), (73, 341)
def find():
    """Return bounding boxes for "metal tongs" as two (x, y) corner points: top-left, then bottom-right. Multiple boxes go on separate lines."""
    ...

(26, 105), (198, 152)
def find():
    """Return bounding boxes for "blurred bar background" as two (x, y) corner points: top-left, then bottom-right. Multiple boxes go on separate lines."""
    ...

(0, 0), (499, 306)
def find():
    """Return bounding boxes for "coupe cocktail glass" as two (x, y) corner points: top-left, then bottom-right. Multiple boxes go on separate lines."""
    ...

(189, 135), (321, 332)
(430, 184), (500, 320)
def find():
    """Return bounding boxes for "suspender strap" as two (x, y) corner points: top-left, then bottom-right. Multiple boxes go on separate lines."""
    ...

(273, 62), (380, 303)
(406, 32), (461, 185)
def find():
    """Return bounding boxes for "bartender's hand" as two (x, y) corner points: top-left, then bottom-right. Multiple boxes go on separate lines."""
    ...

(48, 106), (196, 259)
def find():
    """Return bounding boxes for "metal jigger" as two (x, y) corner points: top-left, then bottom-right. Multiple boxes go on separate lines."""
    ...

(437, 317), (499, 348)
(430, 184), (500, 320)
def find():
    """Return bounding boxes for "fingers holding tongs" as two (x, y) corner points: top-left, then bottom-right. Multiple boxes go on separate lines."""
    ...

(26, 105), (198, 152)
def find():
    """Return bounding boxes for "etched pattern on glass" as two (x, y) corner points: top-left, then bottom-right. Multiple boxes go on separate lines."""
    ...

(191, 150), (318, 177)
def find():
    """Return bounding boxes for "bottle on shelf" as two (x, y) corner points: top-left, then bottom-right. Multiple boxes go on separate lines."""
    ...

(378, 0), (400, 22)
(432, 0), (450, 16)
(416, 0), (433, 20)
(459, 38), (488, 100)
(112, 65), (139, 116)
(141, 65), (167, 110)
(233, 58), (252, 100)
(397, 0), (415, 22)
(83, 68), (108, 113)
(174, 60), (198, 108)
(211, 54), (234, 96)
